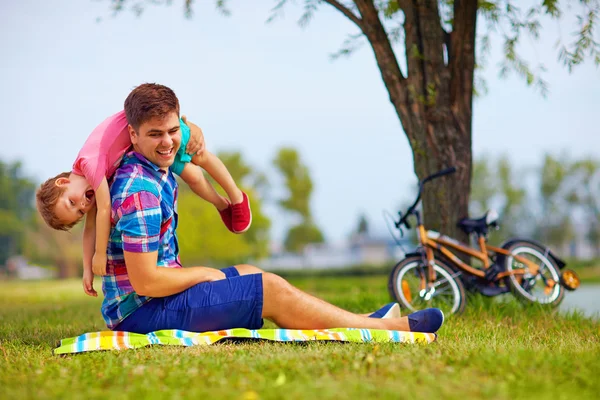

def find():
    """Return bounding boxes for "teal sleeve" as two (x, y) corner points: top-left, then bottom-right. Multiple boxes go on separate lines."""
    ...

(171, 118), (192, 176)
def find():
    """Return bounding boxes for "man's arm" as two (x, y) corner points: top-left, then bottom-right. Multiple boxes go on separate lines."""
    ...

(124, 250), (226, 297)
(181, 115), (205, 156)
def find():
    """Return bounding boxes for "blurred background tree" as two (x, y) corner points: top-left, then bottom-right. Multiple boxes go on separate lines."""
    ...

(23, 215), (83, 279)
(469, 153), (600, 255)
(0, 161), (36, 268)
(273, 147), (324, 252)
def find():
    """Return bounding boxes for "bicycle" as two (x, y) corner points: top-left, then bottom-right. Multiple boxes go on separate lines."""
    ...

(387, 167), (581, 315)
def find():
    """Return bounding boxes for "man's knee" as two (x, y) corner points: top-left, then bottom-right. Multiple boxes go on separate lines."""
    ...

(261, 273), (295, 319)
(262, 272), (292, 294)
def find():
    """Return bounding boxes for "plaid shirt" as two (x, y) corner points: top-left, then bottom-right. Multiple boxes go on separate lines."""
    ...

(101, 151), (181, 329)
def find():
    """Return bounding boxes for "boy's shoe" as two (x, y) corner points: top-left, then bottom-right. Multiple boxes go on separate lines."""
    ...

(407, 308), (444, 333)
(369, 303), (401, 319)
(231, 192), (252, 233)
(218, 201), (234, 233)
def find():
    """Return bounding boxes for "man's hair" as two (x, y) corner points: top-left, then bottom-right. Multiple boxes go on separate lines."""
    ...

(124, 83), (180, 131)
(36, 172), (80, 231)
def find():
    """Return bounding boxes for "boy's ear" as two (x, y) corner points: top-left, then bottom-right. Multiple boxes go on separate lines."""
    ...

(128, 124), (138, 145)
(55, 177), (69, 187)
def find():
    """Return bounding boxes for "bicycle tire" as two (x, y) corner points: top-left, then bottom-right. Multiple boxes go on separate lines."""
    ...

(388, 256), (467, 315)
(501, 241), (565, 307)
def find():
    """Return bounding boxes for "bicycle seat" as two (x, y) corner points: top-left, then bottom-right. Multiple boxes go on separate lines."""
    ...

(457, 210), (499, 235)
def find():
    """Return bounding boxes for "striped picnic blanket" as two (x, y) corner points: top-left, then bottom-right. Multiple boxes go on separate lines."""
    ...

(54, 328), (437, 354)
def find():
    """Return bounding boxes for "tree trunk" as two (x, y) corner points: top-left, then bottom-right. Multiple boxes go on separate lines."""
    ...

(410, 117), (472, 243)
(350, 0), (477, 244)
(57, 258), (78, 279)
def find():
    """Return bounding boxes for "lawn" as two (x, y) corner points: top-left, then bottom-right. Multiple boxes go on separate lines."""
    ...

(1, 276), (599, 400)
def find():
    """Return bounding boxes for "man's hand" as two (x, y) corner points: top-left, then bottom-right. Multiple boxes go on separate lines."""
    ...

(82, 269), (98, 297)
(92, 252), (108, 276)
(182, 115), (205, 156)
(207, 269), (227, 282)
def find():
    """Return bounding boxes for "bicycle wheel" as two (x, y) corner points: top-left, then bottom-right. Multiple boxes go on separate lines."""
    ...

(388, 256), (467, 315)
(502, 241), (565, 307)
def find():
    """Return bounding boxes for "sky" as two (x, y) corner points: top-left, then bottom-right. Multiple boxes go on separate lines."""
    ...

(1, 0), (599, 244)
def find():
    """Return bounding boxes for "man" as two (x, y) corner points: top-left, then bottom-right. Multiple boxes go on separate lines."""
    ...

(102, 83), (444, 334)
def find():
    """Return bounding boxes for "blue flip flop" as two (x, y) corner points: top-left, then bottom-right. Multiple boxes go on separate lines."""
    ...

(369, 302), (400, 319)
(407, 308), (444, 333)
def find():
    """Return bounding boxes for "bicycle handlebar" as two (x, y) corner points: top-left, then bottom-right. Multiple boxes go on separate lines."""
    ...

(396, 166), (457, 229)
(420, 166), (457, 186)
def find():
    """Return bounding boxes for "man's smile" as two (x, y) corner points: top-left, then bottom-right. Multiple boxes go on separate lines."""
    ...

(157, 148), (174, 158)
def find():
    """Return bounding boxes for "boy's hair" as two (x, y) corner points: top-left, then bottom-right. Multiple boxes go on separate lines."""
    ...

(124, 83), (180, 131)
(36, 172), (80, 231)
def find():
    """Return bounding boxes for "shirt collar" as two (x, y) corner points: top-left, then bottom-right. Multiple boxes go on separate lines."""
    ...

(123, 151), (165, 173)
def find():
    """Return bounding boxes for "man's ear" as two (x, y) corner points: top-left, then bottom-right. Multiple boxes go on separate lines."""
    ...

(128, 124), (138, 145)
(55, 177), (69, 187)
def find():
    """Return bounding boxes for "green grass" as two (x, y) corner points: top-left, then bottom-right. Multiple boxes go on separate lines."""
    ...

(1, 277), (599, 400)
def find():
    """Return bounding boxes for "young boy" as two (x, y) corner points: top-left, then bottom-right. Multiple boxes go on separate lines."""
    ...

(37, 103), (251, 297)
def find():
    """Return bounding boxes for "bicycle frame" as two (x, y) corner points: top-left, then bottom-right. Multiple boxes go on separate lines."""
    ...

(415, 224), (541, 283)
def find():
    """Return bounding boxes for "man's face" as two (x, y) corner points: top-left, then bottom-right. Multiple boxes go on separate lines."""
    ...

(129, 112), (181, 170)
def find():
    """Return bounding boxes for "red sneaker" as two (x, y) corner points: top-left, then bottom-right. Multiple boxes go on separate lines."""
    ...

(218, 201), (234, 233)
(231, 192), (252, 233)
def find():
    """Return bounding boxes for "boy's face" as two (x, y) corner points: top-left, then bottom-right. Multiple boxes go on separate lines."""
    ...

(129, 112), (181, 170)
(54, 176), (95, 224)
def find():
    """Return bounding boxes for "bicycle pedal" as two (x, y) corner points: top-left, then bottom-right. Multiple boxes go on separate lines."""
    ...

(484, 263), (504, 282)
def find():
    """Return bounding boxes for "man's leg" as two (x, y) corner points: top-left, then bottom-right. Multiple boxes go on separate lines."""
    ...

(234, 264), (264, 276)
(259, 272), (442, 332)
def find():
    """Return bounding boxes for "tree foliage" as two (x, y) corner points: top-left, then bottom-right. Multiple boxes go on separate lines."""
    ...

(0, 161), (36, 266)
(470, 153), (600, 254)
(356, 213), (369, 235)
(284, 223), (325, 253)
(273, 148), (314, 220)
(470, 155), (526, 244)
(273, 147), (324, 252)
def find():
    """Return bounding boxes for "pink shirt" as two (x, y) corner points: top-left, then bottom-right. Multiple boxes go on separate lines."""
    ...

(72, 111), (132, 190)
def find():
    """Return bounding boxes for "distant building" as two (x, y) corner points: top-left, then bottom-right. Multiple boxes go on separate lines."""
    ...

(5, 255), (55, 280)
(259, 234), (411, 271)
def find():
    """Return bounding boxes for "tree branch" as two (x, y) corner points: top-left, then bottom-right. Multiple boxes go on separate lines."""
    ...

(322, 0), (364, 30)
(449, 0), (478, 135)
(398, 0), (420, 81)
(347, 1), (412, 136)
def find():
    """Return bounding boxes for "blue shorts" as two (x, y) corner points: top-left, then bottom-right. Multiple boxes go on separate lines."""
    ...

(170, 118), (193, 176)
(115, 267), (264, 334)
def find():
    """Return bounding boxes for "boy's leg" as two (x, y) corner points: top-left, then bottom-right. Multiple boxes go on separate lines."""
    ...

(179, 163), (229, 211)
(192, 151), (252, 233)
(192, 151), (243, 204)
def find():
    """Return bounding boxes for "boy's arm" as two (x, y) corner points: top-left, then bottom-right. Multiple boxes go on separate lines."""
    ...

(92, 178), (111, 276)
(83, 207), (97, 273)
(124, 251), (226, 297)
(82, 207), (98, 296)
